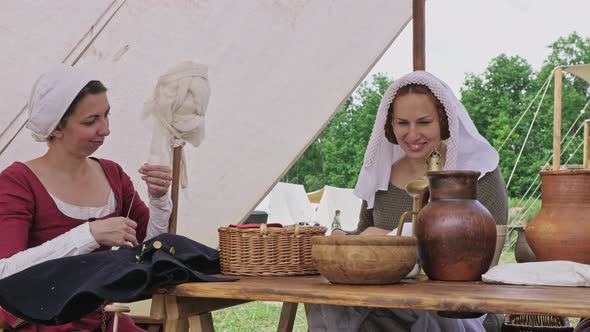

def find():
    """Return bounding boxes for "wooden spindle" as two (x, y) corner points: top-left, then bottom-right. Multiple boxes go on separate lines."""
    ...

(168, 145), (182, 234)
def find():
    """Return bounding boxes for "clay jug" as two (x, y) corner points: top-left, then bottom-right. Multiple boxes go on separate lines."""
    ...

(514, 226), (536, 263)
(525, 170), (590, 264)
(416, 171), (496, 281)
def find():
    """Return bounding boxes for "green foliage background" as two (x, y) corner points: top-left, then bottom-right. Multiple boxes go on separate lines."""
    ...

(283, 32), (590, 199)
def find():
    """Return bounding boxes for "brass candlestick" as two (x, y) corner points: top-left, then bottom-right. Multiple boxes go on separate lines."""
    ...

(397, 149), (444, 236)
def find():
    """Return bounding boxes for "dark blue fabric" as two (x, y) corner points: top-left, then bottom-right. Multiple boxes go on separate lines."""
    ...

(0, 234), (234, 325)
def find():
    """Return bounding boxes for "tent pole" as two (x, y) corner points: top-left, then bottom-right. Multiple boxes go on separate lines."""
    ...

(168, 145), (182, 234)
(413, 0), (425, 71)
(553, 67), (562, 171)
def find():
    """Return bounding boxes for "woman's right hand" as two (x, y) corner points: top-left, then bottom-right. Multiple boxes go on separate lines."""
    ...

(89, 217), (138, 246)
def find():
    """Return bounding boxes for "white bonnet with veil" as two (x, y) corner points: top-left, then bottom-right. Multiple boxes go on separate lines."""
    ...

(353, 71), (499, 208)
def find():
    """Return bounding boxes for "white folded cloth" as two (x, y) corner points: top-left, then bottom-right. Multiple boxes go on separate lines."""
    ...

(482, 261), (590, 287)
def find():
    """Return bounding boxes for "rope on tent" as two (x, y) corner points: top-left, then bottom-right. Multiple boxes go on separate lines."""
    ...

(503, 139), (586, 255)
(505, 72), (553, 188)
(509, 116), (587, 226)
(506, 97), (588, 213)
(70, 0), (128, 65)
(498, 71), (554, 152)
(61, 0), (124, 64)
(0, 0), (128, 157)
(503, 98), (589, 254)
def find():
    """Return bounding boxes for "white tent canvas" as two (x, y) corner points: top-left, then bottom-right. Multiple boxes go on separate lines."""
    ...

(0, 0), (412, 247)
(316, 186), (362, 234)
(256, 182), (317, 226)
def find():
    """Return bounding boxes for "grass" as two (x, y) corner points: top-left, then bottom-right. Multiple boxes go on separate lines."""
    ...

(212, 301), (308, 332)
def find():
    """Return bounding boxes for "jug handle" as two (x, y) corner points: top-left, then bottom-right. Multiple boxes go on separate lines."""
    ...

(397, 211), (411, 236)
(418, 187), (430, 209)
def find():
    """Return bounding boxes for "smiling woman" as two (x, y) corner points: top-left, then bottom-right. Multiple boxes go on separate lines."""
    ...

(315, 71), (509, 332)
(0, 64), (174, 331)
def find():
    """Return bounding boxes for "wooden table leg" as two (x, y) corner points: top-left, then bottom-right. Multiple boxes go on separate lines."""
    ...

(164, 295), (188, 332)
(188, 313), (215, 332)
(164, 318), (188, 332)
(277, 302), (298, 332)
(150, 295), (167, 321)
(160, 293), (248, 332)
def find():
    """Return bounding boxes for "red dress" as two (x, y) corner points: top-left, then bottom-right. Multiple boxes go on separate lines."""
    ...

(0, 159), (149, 332)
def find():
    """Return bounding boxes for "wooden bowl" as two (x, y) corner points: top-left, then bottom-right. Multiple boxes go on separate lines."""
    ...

(311, 235), (417, 285)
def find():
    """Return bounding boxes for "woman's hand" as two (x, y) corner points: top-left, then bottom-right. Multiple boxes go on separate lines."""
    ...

(359, 226), (390, 236)
(139, 163), (172, 198)
(89, 217), (138, 246)
(331, 230), (347, 236)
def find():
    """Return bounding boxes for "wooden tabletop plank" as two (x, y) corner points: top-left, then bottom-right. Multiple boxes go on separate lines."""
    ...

(161, 275), (590, 317)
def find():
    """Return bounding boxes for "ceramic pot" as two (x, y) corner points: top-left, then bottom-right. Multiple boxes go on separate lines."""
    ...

(525, 170), (590, 264)
(514, 226), (536, 263)
(416, 171), (496, 281)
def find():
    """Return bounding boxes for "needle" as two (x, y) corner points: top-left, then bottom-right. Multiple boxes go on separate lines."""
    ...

(123, 191), (137, 247)
(126, 191), (136, 219)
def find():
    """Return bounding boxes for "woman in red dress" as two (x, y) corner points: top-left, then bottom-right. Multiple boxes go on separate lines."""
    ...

(0, 64), (173, 331)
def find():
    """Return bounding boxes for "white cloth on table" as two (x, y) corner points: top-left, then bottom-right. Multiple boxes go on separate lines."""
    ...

(483, 261), (590, 287)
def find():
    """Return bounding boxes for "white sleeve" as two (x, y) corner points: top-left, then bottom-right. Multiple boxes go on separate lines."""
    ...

(145, 193), (172, 240)
(0, 222), (99, 279)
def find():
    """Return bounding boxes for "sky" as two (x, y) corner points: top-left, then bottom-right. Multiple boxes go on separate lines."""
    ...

(368, 0), (590, 96)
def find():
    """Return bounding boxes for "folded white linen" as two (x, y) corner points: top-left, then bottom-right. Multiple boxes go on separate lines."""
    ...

(482, 261), (590, 287)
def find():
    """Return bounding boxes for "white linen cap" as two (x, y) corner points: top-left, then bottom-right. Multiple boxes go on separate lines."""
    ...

(26, 64), (96, 142)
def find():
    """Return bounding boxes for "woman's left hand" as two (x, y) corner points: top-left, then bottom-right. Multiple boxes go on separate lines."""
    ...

(139, 163), (172, 198)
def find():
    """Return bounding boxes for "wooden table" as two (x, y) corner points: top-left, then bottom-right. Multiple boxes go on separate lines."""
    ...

(155, 275), (590, 331)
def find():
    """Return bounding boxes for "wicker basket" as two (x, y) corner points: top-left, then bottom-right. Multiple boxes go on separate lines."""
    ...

(502, 315), (573, 332)
(218, 224), (327, 276)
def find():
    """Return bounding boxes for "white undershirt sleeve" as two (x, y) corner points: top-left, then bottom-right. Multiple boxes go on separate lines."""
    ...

(0, 222), (99, 279)
(0, 191), (172, 279)
(145, 193), (172, 240)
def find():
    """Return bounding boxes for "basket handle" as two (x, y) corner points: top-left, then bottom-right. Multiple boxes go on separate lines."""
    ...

(260, 224), (269, 237)
(292, 224), (301, 238)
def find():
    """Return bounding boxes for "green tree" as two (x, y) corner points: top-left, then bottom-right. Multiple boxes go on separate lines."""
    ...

(461, 32), (590, 197)
(282, 74), (392, 191)
(285, 32), (590, 197)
